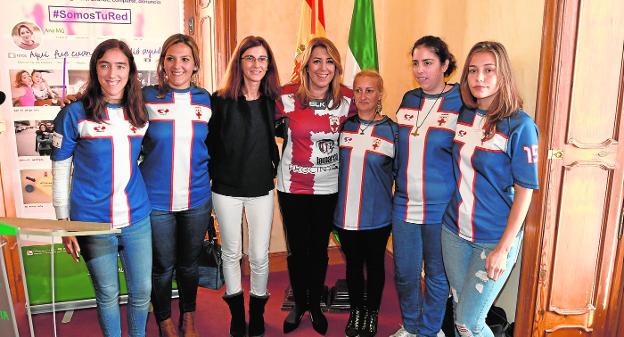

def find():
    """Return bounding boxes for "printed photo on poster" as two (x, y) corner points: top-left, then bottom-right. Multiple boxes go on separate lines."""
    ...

(67, 70), (88, 99)
(9, 69), (63, 107)
(20, 169), (53, 204)
(14, 120), (55, 157)
(138, 71), (158, 87)
(12, 21), (42, 50)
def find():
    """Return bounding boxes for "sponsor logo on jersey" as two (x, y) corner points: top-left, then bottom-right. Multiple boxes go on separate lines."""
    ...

(404, 113), (414, 121)
(317, 153), (338, 165)
(343, 136), (353, 143)
(458, 130), (467, 137)
(93, 124), (107, 132)
(317, 139), (335, 154)
(309, 99), (327, 110)
(289, 163), (339, 174)
(157, 108), (169, 115)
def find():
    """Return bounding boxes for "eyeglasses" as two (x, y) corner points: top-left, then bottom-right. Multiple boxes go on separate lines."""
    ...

(241, 55), (269, 64)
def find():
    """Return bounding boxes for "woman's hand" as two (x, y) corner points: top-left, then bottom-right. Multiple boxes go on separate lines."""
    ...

(485, 247), (508, 281)
(62, 236), (81, 262)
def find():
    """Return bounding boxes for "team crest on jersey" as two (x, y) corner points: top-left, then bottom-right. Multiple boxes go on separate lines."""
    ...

(372, 139), (381, 150)
(93, 124), (107, 132)
(157, 108), (170, 115)
(317, 139), (335, 154)
(458, 130), (467, 137)
(329, 116), (340, 133)
(343, 136), (353, 143)
(195, 106), (203, 119)
(404, 113), (414, 121)
(437, 114), (448, 126)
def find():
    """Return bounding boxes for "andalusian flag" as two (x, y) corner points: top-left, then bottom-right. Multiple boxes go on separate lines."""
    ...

(290, 0), (326, 83)
(344, 0), (379, 87)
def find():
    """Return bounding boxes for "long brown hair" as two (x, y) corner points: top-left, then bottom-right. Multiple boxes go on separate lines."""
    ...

(82, 39), (146, 128)
(217, 35), (281, 100)
(156, 34), (201, 98)
(14, 70), (31, 87)
(296, 37), (344, 109)
(460, 41), (522, 140)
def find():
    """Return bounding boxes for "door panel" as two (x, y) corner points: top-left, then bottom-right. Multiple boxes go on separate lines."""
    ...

(568, 0), (624, 143)
(549, 165), (610, 313)
(517, 0), (624, 336)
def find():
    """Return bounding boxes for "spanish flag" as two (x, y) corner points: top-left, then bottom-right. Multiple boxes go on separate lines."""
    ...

(289, 0), (326, 83)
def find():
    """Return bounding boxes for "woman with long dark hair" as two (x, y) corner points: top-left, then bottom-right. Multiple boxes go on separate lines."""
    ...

(209, 35), (281, 337)
(53, 39), (151, 337)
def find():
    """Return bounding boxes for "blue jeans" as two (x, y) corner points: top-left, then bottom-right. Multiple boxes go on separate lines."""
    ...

(441, 226), (522, 337)
(392, 219), (448, 337)
(77, 216), (152, 337)
(150, 201), (211, 322)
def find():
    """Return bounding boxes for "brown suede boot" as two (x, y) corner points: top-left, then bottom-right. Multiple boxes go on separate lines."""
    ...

(158, 318), (179, 337)
(179, 312), (199, 337)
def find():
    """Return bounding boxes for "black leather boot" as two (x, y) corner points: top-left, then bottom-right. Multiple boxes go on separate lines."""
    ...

(248, 293), (269, 337)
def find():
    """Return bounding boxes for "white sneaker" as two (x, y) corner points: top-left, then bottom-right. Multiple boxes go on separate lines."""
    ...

(389, 326), (417, 337)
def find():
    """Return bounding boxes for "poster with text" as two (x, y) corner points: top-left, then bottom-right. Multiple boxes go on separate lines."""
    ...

(0, 0), (182, 219)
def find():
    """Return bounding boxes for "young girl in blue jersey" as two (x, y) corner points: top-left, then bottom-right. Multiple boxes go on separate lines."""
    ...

(335, 70), (397, 337)
(52, 39), (151, 337)
(441, 41), (539, 337)
(140, 34), (212, 337)
(390, 36), (460, 337)
(209, 36), (281, 337)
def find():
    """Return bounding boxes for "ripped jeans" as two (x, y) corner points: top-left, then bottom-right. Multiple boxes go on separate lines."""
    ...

(441, 225), (522, 337)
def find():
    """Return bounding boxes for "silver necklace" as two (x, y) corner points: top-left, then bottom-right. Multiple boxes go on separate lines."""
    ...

(412, 83), (447, 136)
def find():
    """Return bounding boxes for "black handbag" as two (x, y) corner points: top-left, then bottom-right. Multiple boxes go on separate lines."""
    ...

(197, 215), (225, 289)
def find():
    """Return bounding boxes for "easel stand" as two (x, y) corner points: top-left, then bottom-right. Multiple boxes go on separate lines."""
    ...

(0, 217), (118, 337)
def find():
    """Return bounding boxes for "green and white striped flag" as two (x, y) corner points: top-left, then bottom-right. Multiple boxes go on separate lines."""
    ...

(344, 0), (379, 88)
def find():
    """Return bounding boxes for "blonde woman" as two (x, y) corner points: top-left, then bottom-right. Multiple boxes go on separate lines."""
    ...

(276, 37), (356, 335)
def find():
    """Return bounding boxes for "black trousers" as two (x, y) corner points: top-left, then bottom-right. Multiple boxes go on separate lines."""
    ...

(277, 191), (338, 310)
(336, 226), (391, 310)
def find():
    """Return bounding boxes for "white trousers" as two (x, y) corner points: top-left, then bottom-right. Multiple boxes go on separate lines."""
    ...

(212, 191), (274, 296)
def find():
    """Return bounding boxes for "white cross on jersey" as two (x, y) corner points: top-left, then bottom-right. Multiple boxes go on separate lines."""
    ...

(339, 126), (394, 230)
(396, 98), (456, 223)
(77, 107), (148, 227)
(146, 92), (211, 210)
(454, 114), (507, 240)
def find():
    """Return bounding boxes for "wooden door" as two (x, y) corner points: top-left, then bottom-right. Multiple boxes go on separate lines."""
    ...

(515, 0), (624, 336)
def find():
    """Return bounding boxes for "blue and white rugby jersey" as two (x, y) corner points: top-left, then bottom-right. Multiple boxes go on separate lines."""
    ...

(140, 85), (212, 212)
(51, 101), (150, 228)
(393, 84), (461, 224)
(334, 116), (398, 231)
(442, 108), (539, 243)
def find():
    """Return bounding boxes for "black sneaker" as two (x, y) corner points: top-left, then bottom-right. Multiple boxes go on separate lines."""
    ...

(345, 307), (364, 337)
(359, 309), (378, 337)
